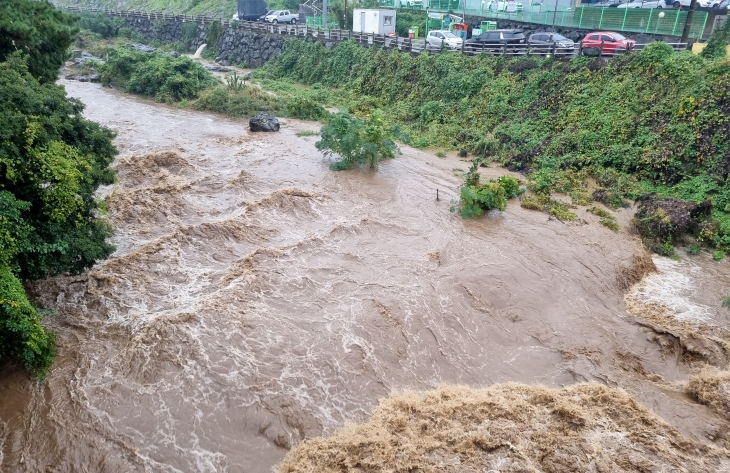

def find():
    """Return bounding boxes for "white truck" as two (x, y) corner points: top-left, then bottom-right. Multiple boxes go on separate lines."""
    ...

(264, 10), (299, 24)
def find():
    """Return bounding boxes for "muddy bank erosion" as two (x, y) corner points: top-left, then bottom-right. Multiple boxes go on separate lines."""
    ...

(0, 80), (728, 472)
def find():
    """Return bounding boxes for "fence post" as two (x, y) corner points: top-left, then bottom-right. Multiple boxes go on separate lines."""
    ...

(578, 6), (584, 28)
(578, 40), (583, 56)
(645, 9), (653, 33)
(599, 40), (603, 58)
(598, 7), (604, 29)
(621, 7), (628, 30)
(671, 10), (681, 36)
(699, 12), (708, 39)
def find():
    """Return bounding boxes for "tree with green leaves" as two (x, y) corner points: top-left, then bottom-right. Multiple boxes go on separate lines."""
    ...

(0, 0), (78, 83)
(316, 110), (400, 170)
(700, 18), (730, 60)
(0, 51), (117, 377)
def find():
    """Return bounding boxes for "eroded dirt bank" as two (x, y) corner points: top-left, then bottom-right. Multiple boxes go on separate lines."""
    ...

(0, 81), (729, 472)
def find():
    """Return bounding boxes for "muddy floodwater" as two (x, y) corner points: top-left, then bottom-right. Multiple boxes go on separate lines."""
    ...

(1, 80), (729, 472)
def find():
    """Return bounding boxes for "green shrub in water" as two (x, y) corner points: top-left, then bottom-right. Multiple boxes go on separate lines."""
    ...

(317, 110), (400, 170)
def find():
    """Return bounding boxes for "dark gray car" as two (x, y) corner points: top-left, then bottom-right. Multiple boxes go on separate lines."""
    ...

(528, 33), (576, 56)
(465, 29), (527, 55)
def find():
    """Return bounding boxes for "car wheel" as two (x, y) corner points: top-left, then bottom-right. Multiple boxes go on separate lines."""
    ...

(291, 18), (297, 24)
(273, 19), (278, 24)
(673, 1), (680, 6)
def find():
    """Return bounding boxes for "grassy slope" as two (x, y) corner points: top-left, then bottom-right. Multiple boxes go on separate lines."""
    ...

(55, 0), (239, 16)
(256, 39), (730, 253)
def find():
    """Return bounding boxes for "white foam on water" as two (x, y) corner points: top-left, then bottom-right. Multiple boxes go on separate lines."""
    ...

(632, 256), (712, 322)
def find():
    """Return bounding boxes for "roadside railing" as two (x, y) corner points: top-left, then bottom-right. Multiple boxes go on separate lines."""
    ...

(60, 6), (689, 59)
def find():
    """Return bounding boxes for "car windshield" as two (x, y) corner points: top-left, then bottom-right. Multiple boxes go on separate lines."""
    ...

(443, 32), (457, 38)
(503, 32), (524, 39)
(612, 33), (627, 40)
(551, 34), (568, 41)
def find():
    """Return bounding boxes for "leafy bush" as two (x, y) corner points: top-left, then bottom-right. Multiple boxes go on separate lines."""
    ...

(285, 95), (328, 120)
(722, 297), (730, 308)
(100, 46), (217, 102)
(181, 21), (199, 44)
(0, 266), (56, 378)
(497, 176), (522, 199)
(316, 110), (400, 170)
(0, 53), (117, 375)
(453, 161), (523, 218)
(687, 244), (700, 255)
(713, 250), (725, 261)
(0, 0), (78, 83)
(191, 85), (281, 117)
(77, 12), (127, 38)
(700, 16), (730, 60)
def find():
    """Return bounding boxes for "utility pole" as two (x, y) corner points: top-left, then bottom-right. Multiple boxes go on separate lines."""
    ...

(345, 0), (348, 29)
(551, 0), (560, 31)
(680, 0), (698, 44)
(323, 0), (328, 26)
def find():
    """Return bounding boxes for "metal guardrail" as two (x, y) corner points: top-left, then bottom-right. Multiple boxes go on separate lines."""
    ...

(62, 6), (688, 58)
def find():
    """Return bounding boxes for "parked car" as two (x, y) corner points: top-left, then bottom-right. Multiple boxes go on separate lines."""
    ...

(426, 30), (464, 49)
(488, 0), (525, 11)
(587, 0), (630, 7)
(581, 31), (636, 54)
(713, 0), (730, 7)
(528, 32), (576, 55)
(264, 10), (298, 23)
(666, 0), (709, 6)
(401, 0), (424, 7)
(465, 29), (527, 53)
(617, 0), (667, 7)
(258, 10), (275, 21)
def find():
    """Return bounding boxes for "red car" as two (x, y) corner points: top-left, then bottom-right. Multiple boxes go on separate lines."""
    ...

(581, 31), (636, 54)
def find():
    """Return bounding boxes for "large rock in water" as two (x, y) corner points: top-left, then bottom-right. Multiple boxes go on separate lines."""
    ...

(249, 112), (280, 132)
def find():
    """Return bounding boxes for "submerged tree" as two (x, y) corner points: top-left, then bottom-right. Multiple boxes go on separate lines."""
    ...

(316, 110), (400, 170)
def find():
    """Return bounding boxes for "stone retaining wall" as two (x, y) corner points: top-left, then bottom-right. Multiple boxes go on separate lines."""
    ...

(122, 16), (286, 67)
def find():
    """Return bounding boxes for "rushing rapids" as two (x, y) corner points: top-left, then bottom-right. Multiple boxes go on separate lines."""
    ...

(0, 80), (729, 472)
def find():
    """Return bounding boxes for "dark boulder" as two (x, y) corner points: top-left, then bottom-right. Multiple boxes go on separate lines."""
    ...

(249, 112), (280, 132)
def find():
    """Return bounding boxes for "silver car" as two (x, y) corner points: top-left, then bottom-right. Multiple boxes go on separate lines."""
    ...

(426, 30), (464, 50)
(264, 10), (298, 24)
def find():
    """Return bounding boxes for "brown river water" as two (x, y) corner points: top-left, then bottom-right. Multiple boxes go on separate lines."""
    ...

(1, 80), (729, 472)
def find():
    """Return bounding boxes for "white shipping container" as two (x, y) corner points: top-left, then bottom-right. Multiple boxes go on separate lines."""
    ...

(352, 9), (396, 35)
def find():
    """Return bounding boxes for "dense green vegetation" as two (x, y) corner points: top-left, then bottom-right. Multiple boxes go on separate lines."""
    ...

(256, 39), (730, 253)
(0, 0), (79, 83)
(99, 47), (218, 102)
(95, 44), (333, 121)
(0, 2), (118, 377)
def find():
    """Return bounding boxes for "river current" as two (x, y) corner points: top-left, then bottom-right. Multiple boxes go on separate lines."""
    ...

(1, 80), (728, 472)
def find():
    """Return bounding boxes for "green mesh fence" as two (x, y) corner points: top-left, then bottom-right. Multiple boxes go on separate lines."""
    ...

(305, 15), (339, 27)
(382, 1), (707, 38)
